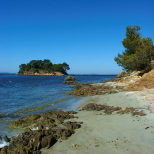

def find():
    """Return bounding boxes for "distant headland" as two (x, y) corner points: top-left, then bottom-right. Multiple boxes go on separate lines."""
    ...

(18, 59), (70, 76)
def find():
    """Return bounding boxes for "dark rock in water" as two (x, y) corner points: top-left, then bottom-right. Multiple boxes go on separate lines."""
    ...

(64, 76), (78, 84)
(2, 136), (10, 143)
(64, 76), (77, 82)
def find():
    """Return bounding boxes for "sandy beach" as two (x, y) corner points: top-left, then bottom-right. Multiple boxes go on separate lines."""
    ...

(42, 90), (154, 154)
(2, 72), (154, 154)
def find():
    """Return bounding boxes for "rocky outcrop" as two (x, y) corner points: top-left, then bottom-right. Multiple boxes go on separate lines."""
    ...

(0, 122), (81, 154)
(69, 84), (119, 96)
(0, 110), (82, 154)
(19, 71), (65, 76)
(69, 71), (144, 96)
(9, 110), (77, 129)
(82, 103), (146, 116)
(127, 69), (154, 90)
(111, 69), (154, 91)
(63, 76), (78, 84)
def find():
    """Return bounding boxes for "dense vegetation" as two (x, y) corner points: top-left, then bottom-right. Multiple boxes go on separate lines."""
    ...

(19, 59), (70, 75)
(115, 26), (154, 72)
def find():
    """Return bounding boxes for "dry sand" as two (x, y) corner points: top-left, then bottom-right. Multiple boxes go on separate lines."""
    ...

(42, 90), (154, 154)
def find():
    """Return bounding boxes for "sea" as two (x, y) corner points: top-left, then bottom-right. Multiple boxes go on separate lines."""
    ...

(0, 74), (115, 139)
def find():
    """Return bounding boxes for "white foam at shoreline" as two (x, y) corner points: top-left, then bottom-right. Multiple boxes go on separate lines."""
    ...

(0, 141), (9, 148)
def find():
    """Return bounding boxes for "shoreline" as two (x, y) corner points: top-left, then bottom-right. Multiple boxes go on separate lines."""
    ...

(0, 96), (82, 141)
(42, 90), (154, 154)
(18, 71), (66, 76)
(2, 88), (154, 153)
(1, 72), (154, 153)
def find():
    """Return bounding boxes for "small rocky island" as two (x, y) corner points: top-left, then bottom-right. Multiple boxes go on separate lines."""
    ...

(18, 59), (70, 76)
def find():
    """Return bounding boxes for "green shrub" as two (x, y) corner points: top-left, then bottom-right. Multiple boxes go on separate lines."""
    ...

(115, 26), (154, 71)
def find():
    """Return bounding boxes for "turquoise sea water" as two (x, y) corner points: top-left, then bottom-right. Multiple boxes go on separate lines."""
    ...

(0, 74), (115, 137)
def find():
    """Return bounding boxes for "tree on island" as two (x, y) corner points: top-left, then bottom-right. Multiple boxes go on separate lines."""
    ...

(115, 26), (154, 72)
(18, 59), (70, 75)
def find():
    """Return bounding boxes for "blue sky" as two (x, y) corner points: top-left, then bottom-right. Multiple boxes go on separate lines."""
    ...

(0, 0), (154, 74)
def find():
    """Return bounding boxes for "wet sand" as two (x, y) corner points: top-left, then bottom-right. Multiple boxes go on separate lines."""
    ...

(42, 91), (154, 154)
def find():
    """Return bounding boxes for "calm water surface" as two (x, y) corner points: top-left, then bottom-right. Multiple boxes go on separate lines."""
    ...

(0, 74), (115, 137)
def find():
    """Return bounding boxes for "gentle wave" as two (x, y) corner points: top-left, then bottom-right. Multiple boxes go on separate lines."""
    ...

(0, 75), (115, 137)
(0, 141), (10, 148)
(14, 96), (76, 115)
